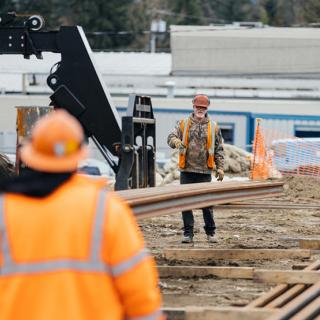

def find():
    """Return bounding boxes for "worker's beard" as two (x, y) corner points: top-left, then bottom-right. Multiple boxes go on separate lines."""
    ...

(194, 109), (207, 121)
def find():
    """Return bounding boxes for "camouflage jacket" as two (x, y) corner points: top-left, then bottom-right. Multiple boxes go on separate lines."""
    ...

(167, 114), (224, 174)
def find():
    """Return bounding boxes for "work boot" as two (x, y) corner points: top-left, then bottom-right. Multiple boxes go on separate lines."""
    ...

(181, 235), (193, 243)
(207, 235), (217, 243)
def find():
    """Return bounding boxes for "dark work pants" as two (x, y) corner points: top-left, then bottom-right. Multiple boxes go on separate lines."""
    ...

(180, 171), (216, 237)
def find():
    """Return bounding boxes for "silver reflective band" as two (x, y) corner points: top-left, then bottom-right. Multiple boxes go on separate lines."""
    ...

(111, 248), (148, 277)
(0, 195), (12, 266)
(1, 260), (111, 276)
(91, 190), (108, 262)
(127, 308), (163, 320)
(0, 190), (109, 275)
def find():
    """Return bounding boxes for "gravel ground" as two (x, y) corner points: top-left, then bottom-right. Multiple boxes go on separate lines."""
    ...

(139, 175), (320, 307)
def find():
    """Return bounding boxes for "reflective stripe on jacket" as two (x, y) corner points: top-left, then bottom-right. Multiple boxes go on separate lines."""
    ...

(0, 174), (163, 320)
(179, 118), (217, 169)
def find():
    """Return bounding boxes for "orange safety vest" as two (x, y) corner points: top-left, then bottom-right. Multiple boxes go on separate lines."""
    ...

(0, 174), (163, 320)
(179, 118), (217, 169)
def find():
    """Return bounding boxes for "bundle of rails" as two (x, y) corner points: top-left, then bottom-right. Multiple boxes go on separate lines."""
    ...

(117, 181), (284, 219)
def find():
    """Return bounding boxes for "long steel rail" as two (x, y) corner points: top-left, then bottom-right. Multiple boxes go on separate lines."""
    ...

(214, 201), (320, 210)
(117, 180), (284, 219)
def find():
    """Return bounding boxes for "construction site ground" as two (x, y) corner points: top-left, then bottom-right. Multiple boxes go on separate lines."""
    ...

(139, 175), (320, 308)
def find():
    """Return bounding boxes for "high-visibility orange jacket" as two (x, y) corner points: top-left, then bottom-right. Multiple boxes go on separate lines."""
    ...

(0, 174), (163, 320)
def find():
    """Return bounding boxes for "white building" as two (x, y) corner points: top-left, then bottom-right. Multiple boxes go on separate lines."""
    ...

(170, 25), (320, 76)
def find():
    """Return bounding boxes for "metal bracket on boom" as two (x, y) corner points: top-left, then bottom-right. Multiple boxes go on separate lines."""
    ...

(115, 95), (156, 190)
(0, 13), (156, 189)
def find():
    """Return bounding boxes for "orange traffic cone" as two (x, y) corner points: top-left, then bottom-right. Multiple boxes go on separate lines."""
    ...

(250, 119), (270, 180)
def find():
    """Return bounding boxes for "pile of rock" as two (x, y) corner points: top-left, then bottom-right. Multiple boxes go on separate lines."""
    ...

(156, 144), (251, 186)
(223, 144), (251, 174)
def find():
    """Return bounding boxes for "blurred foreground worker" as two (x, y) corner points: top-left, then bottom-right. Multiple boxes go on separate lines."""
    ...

(0, 110), (163, 320)
(167, 94), (224, 244)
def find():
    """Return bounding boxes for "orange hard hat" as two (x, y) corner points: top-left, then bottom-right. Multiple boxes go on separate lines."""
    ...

(192, 94), (210, 108)
(20, 109), (88, 172)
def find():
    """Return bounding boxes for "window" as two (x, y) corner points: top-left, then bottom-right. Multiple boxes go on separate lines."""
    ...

(295, 125), (320, 138)
(220, 124), (234, 144)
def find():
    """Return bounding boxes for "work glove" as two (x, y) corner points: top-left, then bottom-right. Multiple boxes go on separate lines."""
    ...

(215, 168), (224, 181)
(174, 139), (185, 149)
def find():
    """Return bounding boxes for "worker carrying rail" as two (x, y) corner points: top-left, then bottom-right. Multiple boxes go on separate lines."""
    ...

(167, 94), (225, 244)
(0, 110), (164, 320)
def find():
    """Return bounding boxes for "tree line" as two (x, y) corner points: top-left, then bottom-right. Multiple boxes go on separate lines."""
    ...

(1, 0), (320, 51)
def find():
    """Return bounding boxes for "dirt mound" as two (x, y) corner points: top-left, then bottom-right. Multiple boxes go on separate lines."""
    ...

(283, 175), (320, 201)
(223, 144), (251, 174)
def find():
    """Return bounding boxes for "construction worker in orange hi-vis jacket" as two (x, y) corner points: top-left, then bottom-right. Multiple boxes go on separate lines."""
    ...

(0, 109), (164, 320)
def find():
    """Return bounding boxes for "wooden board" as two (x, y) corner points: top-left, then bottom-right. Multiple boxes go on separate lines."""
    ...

(245, 284), (289, 308)
(158, 266), (254, 279)
(299, 238), (320, 250)
(292, 263), (311, 270)
(163, 307), (185, 320)
(163, 249), (311, 261)
(265, 284), (306, 308)
(186, 307), (277, 320)
(158, 266), (320, 284)
(164, 307), (277, 320)
(253, 270), (320, 284)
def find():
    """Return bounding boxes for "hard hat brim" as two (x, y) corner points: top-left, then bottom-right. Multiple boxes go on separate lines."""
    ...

(194, 104), (209, 108)
(20, 143), (89, 173)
